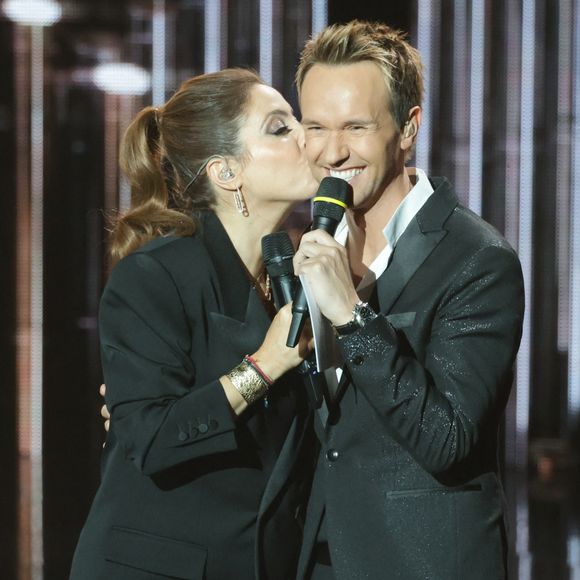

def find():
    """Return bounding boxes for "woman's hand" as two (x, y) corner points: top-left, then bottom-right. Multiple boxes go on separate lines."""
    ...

(293, 230), (360, 326)
(251, 302), (313, 382)
(220, 303), (313, 415)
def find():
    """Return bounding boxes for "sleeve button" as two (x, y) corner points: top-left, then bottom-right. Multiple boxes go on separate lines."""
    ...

(198, 423), (209, 434)
(326, 449), (340, 462)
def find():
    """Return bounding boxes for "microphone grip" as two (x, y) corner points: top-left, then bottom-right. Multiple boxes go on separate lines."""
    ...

(271, 273), (295, 311)
(265, 253), (325, 409)
(286, 311), (306, 348)
(286, 280), (310, 347)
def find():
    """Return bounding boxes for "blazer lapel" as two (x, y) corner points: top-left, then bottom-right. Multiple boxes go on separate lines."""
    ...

(330, 178), (459, 409)
(376, 177), (458, 314)
(198, 212), (273, 375)
(200, 211), (257, 322)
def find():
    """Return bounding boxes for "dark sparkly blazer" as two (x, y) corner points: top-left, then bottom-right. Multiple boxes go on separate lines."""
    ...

(70, 212), (314, 580)
(297, 177), (525, 580)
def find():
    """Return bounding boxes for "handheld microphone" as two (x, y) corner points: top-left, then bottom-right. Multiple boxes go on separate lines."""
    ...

(262, 232), (296, 310)
(262, 231), (324, 409)
(286, 177), (352, 348)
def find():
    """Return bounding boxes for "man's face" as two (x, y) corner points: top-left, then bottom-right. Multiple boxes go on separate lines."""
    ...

(299, 61), (405, 211)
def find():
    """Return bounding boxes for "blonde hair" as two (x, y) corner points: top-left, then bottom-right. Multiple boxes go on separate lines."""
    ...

(295, 20), (424, 130)
(111, 69), (264, 262)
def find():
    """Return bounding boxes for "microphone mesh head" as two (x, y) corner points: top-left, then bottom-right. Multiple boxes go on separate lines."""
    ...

(313, 177), (353, 221)
(262, 231), (295, 276)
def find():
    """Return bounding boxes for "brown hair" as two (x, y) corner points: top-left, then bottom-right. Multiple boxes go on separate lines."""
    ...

(111, 68), (264, 262)
(295, 20), (424, 131)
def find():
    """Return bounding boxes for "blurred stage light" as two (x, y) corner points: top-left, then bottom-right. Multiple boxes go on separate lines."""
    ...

(92, 63), (151, 96)
(2, 0), (62, 26)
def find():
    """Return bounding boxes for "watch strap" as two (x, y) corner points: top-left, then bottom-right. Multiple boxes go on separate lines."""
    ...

(333, 301), (377, 336)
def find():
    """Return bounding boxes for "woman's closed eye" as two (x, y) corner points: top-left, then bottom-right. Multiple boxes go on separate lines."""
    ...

(268, 118), (292, 136)
(273, 124), (291, 136)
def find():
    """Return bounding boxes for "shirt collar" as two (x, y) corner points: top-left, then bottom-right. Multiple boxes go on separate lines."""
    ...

(384, 167), (433, 249)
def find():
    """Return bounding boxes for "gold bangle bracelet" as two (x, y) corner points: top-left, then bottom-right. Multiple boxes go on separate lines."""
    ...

(227, 359), (269, 405)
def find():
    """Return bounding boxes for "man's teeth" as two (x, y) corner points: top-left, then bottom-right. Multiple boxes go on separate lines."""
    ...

(329, 168), (363, 182)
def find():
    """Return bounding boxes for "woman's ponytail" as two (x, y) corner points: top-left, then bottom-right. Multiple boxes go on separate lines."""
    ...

(110, 106), (193, 263)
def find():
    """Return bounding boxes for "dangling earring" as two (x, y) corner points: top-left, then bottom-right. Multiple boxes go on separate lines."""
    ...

(233, 187), (249, 217)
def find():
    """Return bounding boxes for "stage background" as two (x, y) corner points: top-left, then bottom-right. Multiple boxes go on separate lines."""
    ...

(1, 1), (579, 578)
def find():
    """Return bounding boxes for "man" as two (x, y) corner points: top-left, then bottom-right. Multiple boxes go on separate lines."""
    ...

(292, 20), (524, 580)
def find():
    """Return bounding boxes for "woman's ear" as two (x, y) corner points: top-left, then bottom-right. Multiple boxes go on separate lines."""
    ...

(206, 156), (241, 191)
(400, 106), (421, 152)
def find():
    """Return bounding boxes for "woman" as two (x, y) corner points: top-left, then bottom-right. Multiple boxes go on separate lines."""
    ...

(70, 69), (318, 580)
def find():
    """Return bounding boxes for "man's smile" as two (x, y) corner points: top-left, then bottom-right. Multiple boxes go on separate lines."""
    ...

(329, 167), (364, 182)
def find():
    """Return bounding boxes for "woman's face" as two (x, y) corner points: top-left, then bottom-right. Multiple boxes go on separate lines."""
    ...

(236, 84), (318, 208)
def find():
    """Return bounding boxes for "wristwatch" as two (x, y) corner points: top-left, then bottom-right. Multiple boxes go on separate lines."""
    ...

(333, 301), (377, 336)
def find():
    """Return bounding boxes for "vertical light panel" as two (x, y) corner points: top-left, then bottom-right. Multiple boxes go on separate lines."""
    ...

(556, 0), (572, 354)
(515, 0), (535, 469)
(29, 24), (45, 580)
(259, 0), (273, 84)
(468, 0), (485, 216)
(15, 23), (32, 580)
(415, 0), (434, 174)
(151, 0), (166, 106)
(568, 0), (580, 424)
(503, 0), (523, 472)
(311, 0), (327, 35)
(103, 92), (119, 213)
(452, 0), (469, 199)
(204, 0), (222, 73)
(103, 92), (119, 273)
(118, 95), (135, 212)
(503, 0), (521, 255)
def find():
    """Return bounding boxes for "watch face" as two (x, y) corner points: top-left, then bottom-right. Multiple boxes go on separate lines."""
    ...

(335, 302), (377, 336)
(354, 302), (376, 323)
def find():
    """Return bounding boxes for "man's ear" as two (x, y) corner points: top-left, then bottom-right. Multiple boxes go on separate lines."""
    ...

(206, 156), (241, 191)
(401, 106), (421, 151)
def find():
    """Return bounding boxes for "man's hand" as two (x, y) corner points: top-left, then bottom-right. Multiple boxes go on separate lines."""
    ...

(293, 230), (360, 326)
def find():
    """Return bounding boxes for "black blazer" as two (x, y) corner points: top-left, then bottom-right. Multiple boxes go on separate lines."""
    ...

(70, 213), (314, 580)
(297, 178), (525, 580)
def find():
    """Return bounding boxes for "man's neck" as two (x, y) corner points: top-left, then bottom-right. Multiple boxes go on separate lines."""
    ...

(346, 169), (414, 277)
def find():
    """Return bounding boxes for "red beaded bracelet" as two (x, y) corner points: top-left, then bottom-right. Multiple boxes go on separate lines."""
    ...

(244, 355), (274, 387)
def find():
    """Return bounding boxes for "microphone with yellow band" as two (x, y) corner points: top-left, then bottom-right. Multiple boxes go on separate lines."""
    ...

(286, 176), (353, 348)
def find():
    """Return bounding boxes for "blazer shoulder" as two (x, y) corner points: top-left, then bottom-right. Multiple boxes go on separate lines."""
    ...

(110, 233), (213, 288)
(101, 234), (213, 349)
(447, 204), (518, 258)
(136, 233), (209, 266)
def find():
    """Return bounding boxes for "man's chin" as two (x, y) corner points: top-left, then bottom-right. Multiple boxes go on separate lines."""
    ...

(351, 188), (385, 213)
